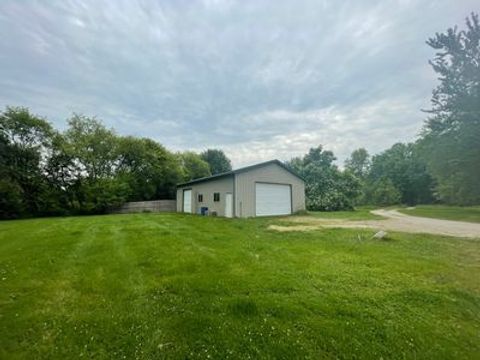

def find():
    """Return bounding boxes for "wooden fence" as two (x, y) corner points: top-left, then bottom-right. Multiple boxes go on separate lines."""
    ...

(111, 200), (176, 214)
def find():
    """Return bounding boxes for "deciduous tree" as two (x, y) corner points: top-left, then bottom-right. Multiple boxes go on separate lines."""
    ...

(180, 151), (211, 181)
(345, 148), (370, 179)
(287, 145), (361, 211)
(368, 143), (434, 205)
(117, 137), (182, 200)
(200, 149), (232, 175)
(0, 106), (59, 217)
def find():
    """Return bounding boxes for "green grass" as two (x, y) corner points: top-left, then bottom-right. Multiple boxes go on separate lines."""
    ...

(307, 206), (384, 220)
(1, 213), (479, 359)
(398, 205), (480, 223)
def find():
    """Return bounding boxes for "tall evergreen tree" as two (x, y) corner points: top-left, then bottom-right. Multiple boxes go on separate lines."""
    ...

(419, 13), (480, 204)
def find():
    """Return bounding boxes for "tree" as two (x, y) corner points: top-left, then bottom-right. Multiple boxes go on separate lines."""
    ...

(0, 127), (24, 218)
(287, 145), (361, 211)
(75, 177), (130, 214)
(345, 148), (370, 179)
(366, 178), (402, 206)
(44, 132), (78, 211)
(0, 106), (59, 217)
(61, 115), (129, 213)
(117, 137), (183, 200)
(0, 179), (24, 219)
(345, 148), (371, 205)
(419, 13), (480, 204)
(368, 143), (435, 205)
(200, 149), (232, 175)
(179, 152), (211, 181)
(64, 114), (118, 181)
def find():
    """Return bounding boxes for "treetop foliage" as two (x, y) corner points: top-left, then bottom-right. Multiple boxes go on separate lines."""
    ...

(287, 145), (361, 211)
(200, 149), (232, 175)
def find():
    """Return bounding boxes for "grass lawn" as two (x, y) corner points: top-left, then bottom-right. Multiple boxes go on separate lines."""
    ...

(399, 205), (480, 223)
(1, 213), (479, 359)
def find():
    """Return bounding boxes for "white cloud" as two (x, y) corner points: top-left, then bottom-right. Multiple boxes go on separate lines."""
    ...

(212, 96), (424, 167)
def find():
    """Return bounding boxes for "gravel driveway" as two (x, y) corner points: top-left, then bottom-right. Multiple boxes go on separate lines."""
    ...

(271, 209), (480, 239)
(369, 209), (480, 238)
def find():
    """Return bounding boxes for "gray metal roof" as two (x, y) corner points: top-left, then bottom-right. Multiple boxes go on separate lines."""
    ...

(176, 159), (304, 187)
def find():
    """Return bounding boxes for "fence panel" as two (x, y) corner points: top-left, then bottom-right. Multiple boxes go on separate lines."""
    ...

(111, 200), (176, 214)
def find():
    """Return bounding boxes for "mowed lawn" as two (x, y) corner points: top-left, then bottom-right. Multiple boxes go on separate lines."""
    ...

(398, 205), (480, 223)
(1, 214), (479, 359)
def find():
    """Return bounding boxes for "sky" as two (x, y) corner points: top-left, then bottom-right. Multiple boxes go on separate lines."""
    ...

(0, 1), (477, 167)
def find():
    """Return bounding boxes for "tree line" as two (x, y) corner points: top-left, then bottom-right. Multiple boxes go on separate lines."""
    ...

(0, 109), (232, 219)
(285, 141), (434, 211)
(1, 13), (478, 218)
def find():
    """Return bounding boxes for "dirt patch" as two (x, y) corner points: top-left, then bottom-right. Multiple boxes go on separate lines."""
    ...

(268, 224), (321, 232)
(270, 210), (480, 239)
(268, 223), (374, 232)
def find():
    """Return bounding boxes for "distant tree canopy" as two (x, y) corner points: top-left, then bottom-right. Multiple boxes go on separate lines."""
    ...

(200, 149), (232, 175)
(0, 107), (56, 218)
(286, 140), (437, 211)
(287, 145), (361, 211)
(180, 151), (211, 181)
(344, 143), (435, 207)
(117, 136), (183, 201)
(367, 177), (401, 207)
(0, 107), (215, 219)
(368, 143), (435, 205)
(290, 140), (436, 210)
(344, 148), (370, 179)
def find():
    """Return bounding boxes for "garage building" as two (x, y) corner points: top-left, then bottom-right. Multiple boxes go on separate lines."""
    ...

(176, 159), (305, 217)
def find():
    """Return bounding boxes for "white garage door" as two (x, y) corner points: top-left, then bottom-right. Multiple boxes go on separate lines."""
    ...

(183, 189), (192, 213)
(255, 183), (292, 216)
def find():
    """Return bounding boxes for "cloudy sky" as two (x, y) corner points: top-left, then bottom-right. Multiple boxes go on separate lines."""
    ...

(0, 1), (477, 167)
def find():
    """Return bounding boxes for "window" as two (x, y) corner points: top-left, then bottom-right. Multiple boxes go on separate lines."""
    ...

(214, 192), (220, 202)
(198, 194), (203, 202)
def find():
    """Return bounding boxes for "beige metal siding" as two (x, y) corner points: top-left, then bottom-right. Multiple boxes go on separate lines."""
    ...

(177, 176), (234, 216)
(234, 163), (305, 217)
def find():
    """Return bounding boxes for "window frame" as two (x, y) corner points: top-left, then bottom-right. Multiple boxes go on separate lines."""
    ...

(213, 192), (220, 202)
(198, 194), (203, 203)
